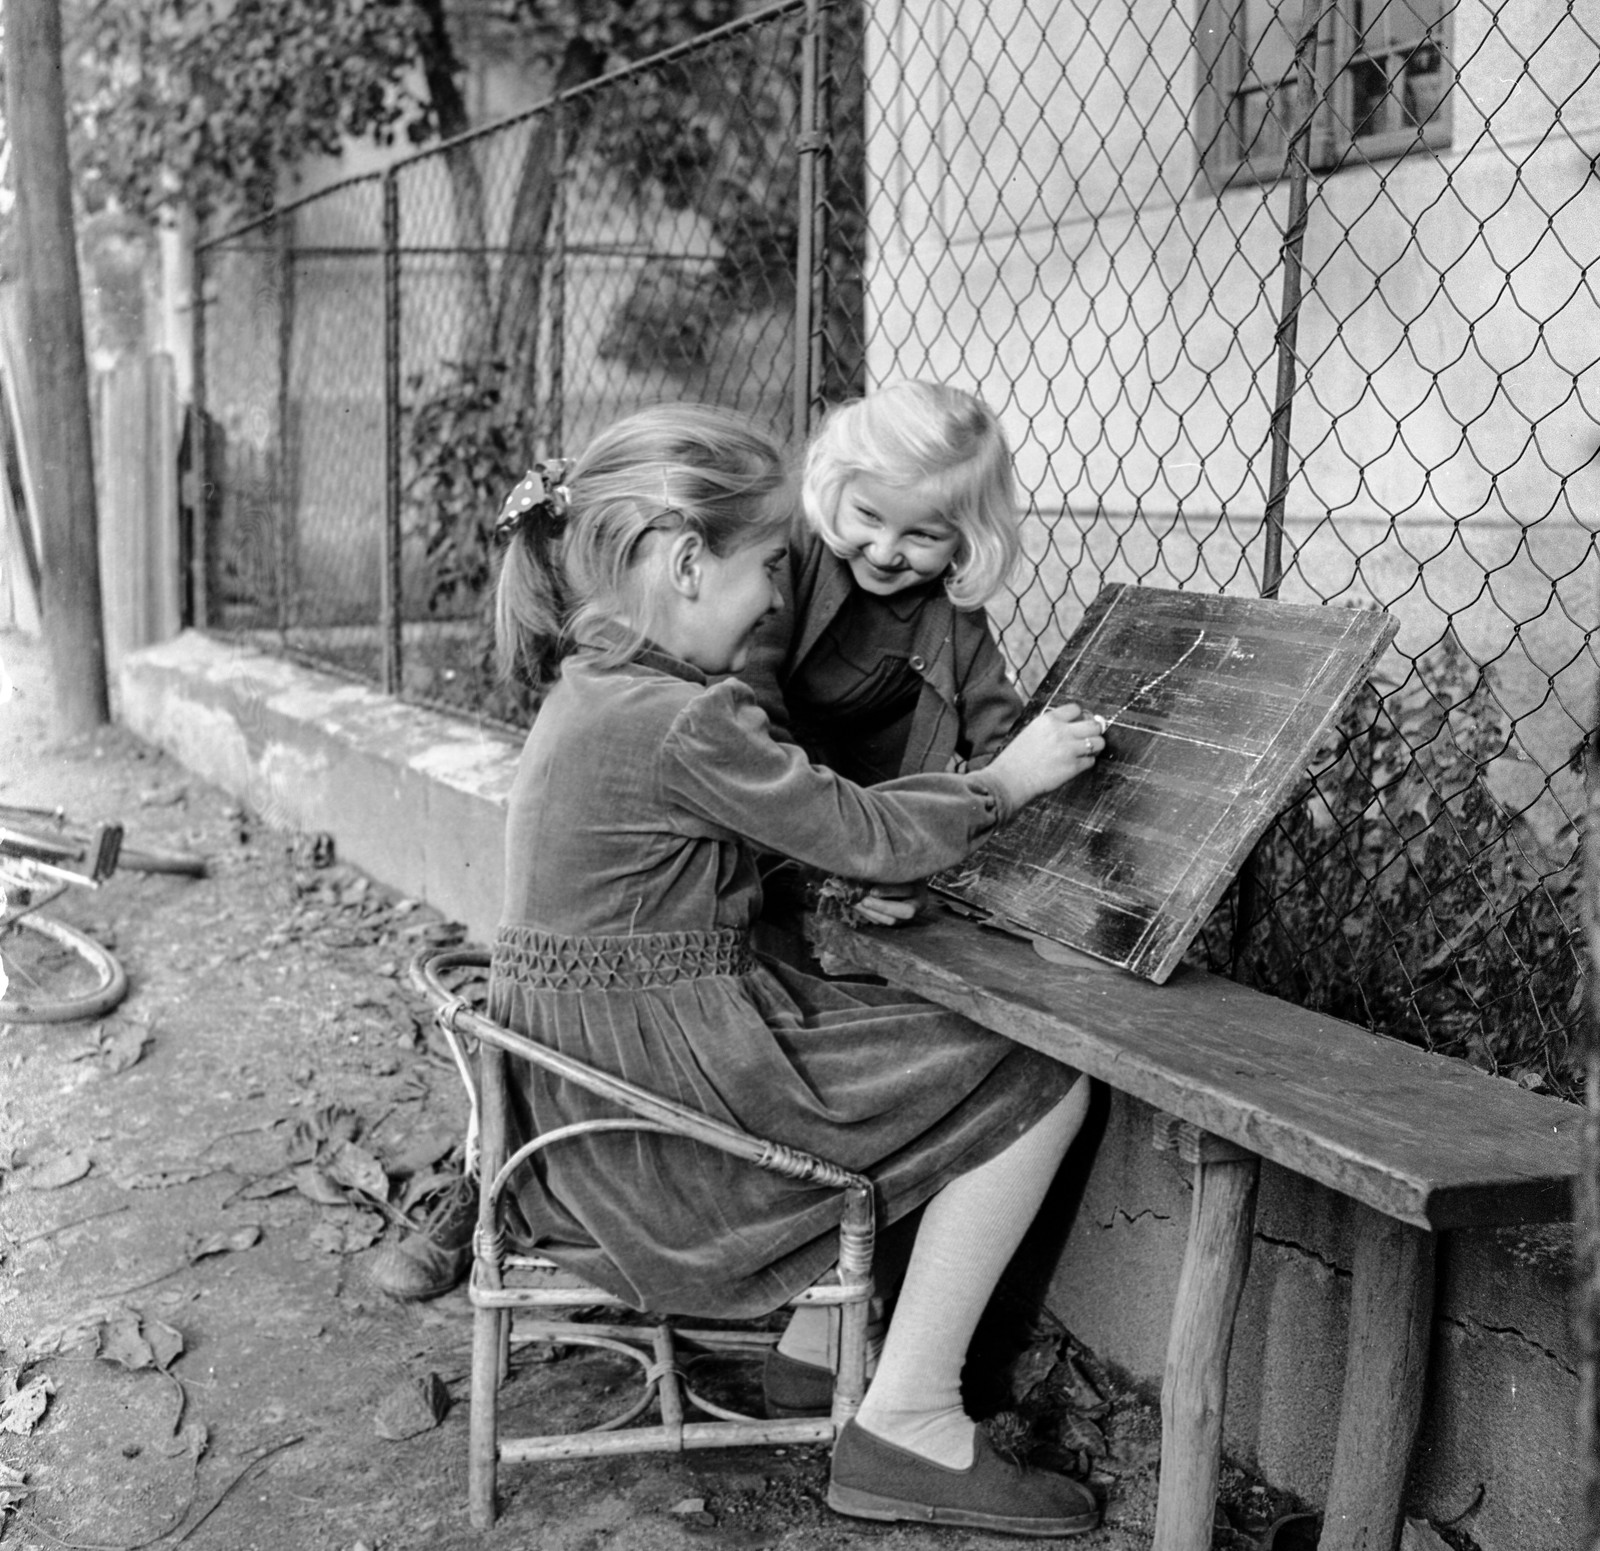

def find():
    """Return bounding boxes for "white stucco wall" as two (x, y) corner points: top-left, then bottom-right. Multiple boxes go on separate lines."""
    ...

(863, 0), (1599, 841)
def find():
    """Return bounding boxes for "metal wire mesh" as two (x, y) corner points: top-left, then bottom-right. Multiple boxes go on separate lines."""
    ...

(196, 174), (388, 679)
(193, 0), (1598, 1092)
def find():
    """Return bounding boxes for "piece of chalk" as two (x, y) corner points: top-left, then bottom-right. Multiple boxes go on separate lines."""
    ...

(1093, 714), (1107, 734)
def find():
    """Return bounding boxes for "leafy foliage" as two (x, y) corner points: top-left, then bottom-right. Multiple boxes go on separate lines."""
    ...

(401, 358), (539, 725)
(54, 0), (747, 224)
(1194, 631), (1588, 1101)
(63, 0), (432, 220)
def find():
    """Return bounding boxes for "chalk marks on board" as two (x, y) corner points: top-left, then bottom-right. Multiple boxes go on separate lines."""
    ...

(934, 584), (1397, 982)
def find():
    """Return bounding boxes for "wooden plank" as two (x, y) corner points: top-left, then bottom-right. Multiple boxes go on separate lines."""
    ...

(935, 584), (1397, 982)
(811, 911), (1578, 1230)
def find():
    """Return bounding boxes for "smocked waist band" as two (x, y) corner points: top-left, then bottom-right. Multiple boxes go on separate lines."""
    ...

(493, 925), (756, 990)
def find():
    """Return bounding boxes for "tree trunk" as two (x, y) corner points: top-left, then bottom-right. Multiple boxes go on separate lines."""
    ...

(494, 37), (606, 403)
(414, 0), (493, 364)
(6, 0), (109, 735)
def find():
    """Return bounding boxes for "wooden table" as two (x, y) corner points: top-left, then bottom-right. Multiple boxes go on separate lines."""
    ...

(809, 908), (1580, 1551)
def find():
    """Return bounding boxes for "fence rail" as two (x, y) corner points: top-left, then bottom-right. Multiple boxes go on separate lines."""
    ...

(193, 0), (1598, 1096)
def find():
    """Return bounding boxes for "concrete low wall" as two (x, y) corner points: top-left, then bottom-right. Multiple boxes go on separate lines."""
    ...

(117, 632), (518, 942)
(118, 631), (1579, 1549)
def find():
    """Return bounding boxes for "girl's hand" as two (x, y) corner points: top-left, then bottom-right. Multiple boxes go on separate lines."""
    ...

(985, 702), (1106, 808)
(852, 881), (930, 927)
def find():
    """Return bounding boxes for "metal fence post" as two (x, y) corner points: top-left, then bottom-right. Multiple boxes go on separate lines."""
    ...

(275, 213), (296, 632)
(1232, 0), (1326, 978)
(549, 112), (567, 458)
(1259, 0), (1328, 603)
(792, 0), (825, 447)
(382, 169), (403, 697)
(190, 241), (209, 629)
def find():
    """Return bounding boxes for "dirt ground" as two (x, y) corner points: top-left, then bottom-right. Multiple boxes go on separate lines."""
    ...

(0, 627), (1309, 1551)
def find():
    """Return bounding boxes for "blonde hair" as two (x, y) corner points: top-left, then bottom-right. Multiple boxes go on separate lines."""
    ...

(494, 403), (792, 694)
(800, 381), (1021, 608)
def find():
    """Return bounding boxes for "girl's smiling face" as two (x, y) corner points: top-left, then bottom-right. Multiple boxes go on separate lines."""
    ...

(833, 476), (962, 597)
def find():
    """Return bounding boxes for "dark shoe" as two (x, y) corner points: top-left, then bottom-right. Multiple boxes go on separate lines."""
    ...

(1262, 1512), (1321, 1550)
(828, 1419), (1098, 1537)
(763, 1350), (834, 1418)
(369, 1175), (477, 1301)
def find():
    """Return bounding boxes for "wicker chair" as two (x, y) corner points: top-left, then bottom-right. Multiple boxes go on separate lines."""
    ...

(411, 948), (876, 1529)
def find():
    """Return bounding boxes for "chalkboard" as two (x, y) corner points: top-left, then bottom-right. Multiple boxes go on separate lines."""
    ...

(936, 583), (1398, 982)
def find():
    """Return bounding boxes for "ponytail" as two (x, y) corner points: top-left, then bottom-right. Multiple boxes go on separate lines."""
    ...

(493, 463), (575, 700)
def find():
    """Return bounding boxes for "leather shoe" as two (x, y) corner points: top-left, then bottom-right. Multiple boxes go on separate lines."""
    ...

(369, 1175), (477, 1301)
(763, 1350), (834, 1418)
(828, 1419), (1098, 1537)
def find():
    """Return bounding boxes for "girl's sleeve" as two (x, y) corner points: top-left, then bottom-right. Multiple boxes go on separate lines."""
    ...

(956, 612), (1027, 771)
(661, 682), (1013, 884)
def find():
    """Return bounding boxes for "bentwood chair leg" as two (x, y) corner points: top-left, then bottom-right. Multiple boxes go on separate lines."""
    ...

(469, 1305), (504, 1528)
(469, 1043), (511, 1528)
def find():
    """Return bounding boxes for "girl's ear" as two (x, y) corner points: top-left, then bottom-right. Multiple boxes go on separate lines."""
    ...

(666, 531), (704, 598)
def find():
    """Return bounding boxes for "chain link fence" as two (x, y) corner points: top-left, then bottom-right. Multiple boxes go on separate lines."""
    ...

(193, 0), (1598, 1095)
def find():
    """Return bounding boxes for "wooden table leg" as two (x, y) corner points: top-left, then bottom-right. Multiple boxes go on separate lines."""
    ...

(1319, 1206), (1436, 1551)
(1152, 1118), (1261, 1551)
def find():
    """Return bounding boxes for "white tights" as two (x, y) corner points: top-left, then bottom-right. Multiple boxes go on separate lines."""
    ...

(778, 1078), (1090, 1469)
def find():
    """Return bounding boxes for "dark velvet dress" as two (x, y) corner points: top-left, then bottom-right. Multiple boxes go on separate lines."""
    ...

(489, 642), (1079, 1318)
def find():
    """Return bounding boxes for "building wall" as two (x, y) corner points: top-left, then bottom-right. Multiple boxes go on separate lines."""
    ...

(864, 0), (1600, 840)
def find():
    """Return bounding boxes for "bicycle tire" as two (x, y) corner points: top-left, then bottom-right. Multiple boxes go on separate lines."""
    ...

(0, 914), (129, 1023)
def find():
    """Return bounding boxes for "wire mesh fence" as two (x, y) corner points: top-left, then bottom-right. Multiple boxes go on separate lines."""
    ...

(193, 0), (1598, 1095)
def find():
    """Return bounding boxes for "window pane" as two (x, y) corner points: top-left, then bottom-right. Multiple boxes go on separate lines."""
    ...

(1234, 0), (1303, 164)
(1350, 0), (1447, 138)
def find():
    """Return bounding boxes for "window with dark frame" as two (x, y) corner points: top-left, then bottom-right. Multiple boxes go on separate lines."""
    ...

(1196, 0), (1453, 185)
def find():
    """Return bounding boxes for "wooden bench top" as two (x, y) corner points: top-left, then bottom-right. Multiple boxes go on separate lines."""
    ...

(810, 908), (1580, 1233)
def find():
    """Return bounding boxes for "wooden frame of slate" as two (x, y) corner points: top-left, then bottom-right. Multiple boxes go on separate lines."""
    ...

(935, 583), (1399, 982)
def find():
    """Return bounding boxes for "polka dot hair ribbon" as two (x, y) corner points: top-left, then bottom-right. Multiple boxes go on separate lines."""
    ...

(493, 459), (573, 542)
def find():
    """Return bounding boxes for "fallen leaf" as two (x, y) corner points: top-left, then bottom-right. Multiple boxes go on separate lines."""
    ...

(293, 1164), (353, 1206)
(0, 1372), (55, 1435)
(327, 1141), (389, 1200)
(1401, 1519), (1452, 1551)
(26, 1316), (103, 1358)
(1010, 1333), (1061, 1400)
(99, 1019), (154, 1075)
(186, 1224), (261, 1262)
(308, 1211), (384, 1255)
(97, 1313), (158, 1371)
(0, 1461), (31, 1507)
(145, 1317), (184, 1371)
(232, 1172), (296, 1201)
(1057, 1412), (1108, 1458)
(112, 1161), (214, 1190)
(286, 1104), (362, 1163)
(22, 1151), (92, 1191)
(383, 1127), (457, 1178)
(373, 1372), (449, 1439)
(397, 1169), (458, 1216)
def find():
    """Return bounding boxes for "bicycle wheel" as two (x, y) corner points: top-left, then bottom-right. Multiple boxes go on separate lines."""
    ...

(0, 914), (129, 1023)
